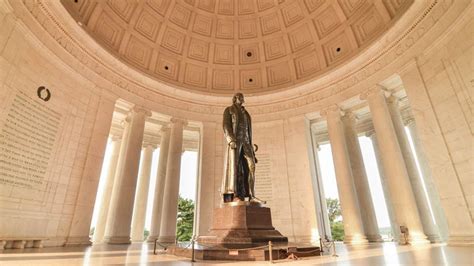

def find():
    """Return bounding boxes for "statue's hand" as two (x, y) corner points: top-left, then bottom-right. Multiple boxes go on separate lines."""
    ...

(229, 141), (237, 149)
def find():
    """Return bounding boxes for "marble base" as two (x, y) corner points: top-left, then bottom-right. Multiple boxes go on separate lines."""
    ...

(447, 235), (474, 247)
(157, 236), (176, 245)
(343, 235), (369, 245)
(168, 242), (320, 261)
(197, 203), (288, 246)
(366, 234), (384, 243)
(64, 236), (92, 246)
(104, 236), (131, 244)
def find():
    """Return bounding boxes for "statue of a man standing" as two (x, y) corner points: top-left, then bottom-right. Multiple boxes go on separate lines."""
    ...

(222, 93), (260, 203)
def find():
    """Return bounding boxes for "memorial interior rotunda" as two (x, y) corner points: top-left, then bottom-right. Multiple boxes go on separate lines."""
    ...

(0, 0), (472, 264)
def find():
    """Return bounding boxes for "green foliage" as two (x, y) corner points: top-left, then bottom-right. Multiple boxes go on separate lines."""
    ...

(331, 221), (345, 241)
(326, 198), (342, 223)
(144, 229), (150, 240)
(176, 196), (194, 242)
(326, 198), (345, 241)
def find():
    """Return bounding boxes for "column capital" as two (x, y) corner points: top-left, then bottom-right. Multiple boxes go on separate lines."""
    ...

(132, 106), (152, 117)
(360, 85), (387, 100)
(404, 117), (415, 126)
(386, 95), (400, 105)
(320, 105), (342, 118)
(121, 115), (131, 126)
(316, 143), (321, 151)
(110, 133), (122, 141)
(342, 111), (358, 123)
(159, 125), (171, 134)
(142, 142), (157, 150)
(170, 117), (188, 127)
(365, 130), (376, 138)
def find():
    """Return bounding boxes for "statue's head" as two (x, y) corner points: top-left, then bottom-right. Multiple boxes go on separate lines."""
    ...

(232, 93), (245, 105)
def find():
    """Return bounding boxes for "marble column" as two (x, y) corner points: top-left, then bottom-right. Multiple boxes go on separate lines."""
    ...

(194, 122), (217, 238)
(323, 106), (367, 244)
(386, 96), (441, 243)
(104, 107), (151, 244)
(158, 118), (186, 244)
(131, 144), (156, 242)
(66, 94), (116, 246)
(366, 132), (399, 241)
(405, 119), (449, 241)
(361, 87), (428, 244)
(342, 112), (382, 242)
(147, 126), (171, 242)
(93, 134), (122, 243)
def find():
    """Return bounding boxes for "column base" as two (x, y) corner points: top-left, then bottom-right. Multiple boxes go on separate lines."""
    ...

(157, 235), (176, 245)
(147, 235), (158, 243)
(366, 234), (384, 242)
(104, 236), (131, 244)
(64, 236), (92, 246)
(343, 235), (369, 245)
(426, 234), (443, 243)
(401, 233), (430, 245)
(447, 234), (474, 247)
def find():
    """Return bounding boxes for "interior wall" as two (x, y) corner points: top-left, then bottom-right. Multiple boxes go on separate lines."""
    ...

(0, 6), (115, 246)
(252, 117), (319, 242)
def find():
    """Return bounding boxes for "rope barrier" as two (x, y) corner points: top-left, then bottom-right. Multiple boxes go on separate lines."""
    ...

(154, 239), (324, 262)
(319, 238), (338, 257)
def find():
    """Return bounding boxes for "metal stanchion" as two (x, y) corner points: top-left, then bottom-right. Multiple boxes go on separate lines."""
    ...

(332, 241), (338, 257)
(319, 238), (323, 255)
(191, 239), (196, 262)
(268, 241), (273, 263)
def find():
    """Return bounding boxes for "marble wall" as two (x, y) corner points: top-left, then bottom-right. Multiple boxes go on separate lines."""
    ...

(0, 5), (114, 247)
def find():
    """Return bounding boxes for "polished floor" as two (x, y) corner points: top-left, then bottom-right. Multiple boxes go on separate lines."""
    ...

(0, 242), (472, 265)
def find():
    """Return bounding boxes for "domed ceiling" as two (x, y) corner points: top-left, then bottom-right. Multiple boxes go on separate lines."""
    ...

(63, 0), (412, 95)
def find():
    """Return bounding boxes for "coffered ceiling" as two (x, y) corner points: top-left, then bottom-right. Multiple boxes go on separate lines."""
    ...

(62, 0), (413, 95)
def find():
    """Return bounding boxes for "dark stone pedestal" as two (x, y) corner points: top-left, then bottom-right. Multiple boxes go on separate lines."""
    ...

(197, 202), (288, 246)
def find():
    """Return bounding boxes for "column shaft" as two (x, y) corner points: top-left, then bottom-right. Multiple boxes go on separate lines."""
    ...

(131, 144), (155, 242)
(158, 119), (186, 244)
(148, 127), (171, 242)
(195, 122), (217, 238)
(342, 113), (382, 242)
(406, 120), (449, 241)
(104, 107), (150, 244)
(368, 133), (399, 241)
(362, 87), (428, 244)
(387, 97), (441, 243)
(324, 107), (367, 244)
(93, 136), (122, 243)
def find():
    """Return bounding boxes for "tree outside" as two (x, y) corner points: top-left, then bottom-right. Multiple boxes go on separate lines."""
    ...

(326, 198), (345, 241)
(176, 196), (194, 242)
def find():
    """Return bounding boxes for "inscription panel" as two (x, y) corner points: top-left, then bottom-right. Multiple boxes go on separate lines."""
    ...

(0, 91), (61, 190)
(254, 153), (272, 202)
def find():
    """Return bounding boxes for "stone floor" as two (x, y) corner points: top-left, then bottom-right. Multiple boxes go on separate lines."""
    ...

(0, 242), (472, 265)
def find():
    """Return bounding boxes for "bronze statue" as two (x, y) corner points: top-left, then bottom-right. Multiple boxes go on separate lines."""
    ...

(222, 93), (262, 203)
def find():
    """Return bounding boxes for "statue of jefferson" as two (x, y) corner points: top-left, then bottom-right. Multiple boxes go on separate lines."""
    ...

(221, 93), (262, 203)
